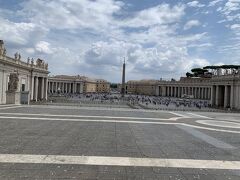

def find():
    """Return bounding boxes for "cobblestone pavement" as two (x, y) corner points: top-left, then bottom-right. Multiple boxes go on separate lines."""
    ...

(0, 104), (239, 179)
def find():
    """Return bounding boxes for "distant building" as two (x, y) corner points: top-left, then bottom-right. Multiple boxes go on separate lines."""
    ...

(125, 80), (158, 95)
(96, 79), (110, 93)
(48, 75), (110, 94)
(0, 40), (49, 104)
(156, 74), (240, 110)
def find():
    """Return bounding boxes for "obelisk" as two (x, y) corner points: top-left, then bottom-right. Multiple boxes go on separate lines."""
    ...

(121, 58), (126, 97)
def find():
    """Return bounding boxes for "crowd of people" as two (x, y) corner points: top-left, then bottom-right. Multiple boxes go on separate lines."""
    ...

(136, 96), (210, 110)
(49, 92), (211, 110)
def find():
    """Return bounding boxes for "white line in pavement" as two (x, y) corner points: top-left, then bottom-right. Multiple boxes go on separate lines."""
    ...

(0, 116), (178, 124)
(26, 105), (146, 111)
(26, 105), (177, 113)
(169, 111), (189, 118)
(0, 154), (239, 169)
(0, 104), (18, 107)
(0, 112), (179, 121)
(197, 120), (240, 129)
(0, 115), (240, 134)
(0, 105), (22, 110)
(180, 123), (240, 134)
(176, 124), (236, 149)
(187, 112), (212, 119)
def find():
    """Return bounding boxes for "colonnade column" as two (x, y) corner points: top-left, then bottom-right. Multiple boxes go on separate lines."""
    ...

(193, 87), (196, 98)
(69, 83), (72, 93)
(47, 82), (50, 93)
(73, 83), (75, 93)
(198, 88), (200, 99)
(204, 88), (207, 100)
(55, 82), (58, 92)
(44, 78), (48, 100)
(34, 77), (38, 101)
(31, 75), (34, 100)
(40, 77), (44, 99)
(215, 85), (219, 106)
(75, 83), (78, 93)
(73, 83), (76, 93)
(224, 85), (229, 108)
(51, 82), (54, 93)
(208, 88), (211, 100)
(211, 86), (216, 106)
(162, 86), (166, 96)
(230, 85), (234, 109)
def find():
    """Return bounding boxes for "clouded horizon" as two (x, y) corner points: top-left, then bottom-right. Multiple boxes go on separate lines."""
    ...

(0, 0), (239, 82)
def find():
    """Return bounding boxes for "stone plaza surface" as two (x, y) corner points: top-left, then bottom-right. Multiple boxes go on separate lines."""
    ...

(0, 105), (239, 179)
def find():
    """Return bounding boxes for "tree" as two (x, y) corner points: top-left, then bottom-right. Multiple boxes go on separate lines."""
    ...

(186, 72), (193, 77)
(191, 68), (208, 77)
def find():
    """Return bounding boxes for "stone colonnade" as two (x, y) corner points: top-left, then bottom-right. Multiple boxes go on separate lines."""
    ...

(31, 76), (48, 101)
(47, 81), (83, 94)
(158, 86), (211, 100)
(211, 85), (233, 108)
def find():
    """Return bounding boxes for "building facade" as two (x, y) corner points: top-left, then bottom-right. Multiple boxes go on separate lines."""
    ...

(156, 74), (240, 110)
(0, 40), (49, 104)
(48, 75), (110, 94)
(124, 80), (158, 95)
(96, 79), (110, 93)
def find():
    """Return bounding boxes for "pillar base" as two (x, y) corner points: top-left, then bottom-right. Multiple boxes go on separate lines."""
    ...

(21, 91), (30, 105)
(6, 91), (20, 105)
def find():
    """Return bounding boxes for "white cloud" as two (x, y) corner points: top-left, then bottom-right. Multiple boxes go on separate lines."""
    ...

(184, 20), (201, 30)
(208, 0), (224, 7)
(35, 41), (54, 54)
(25, 48), (35, 54)
(0, 1), (214, 81)
(19, 0), (123, 31)
(0, 17), (42, 45)
(230, 24), (240, 36)
(231, 24), (240, 29)
(187, 1), (205, 8)
(220, 0), (240, 16)
(84, 40), (136, 67)
(120, 4), (185, 27)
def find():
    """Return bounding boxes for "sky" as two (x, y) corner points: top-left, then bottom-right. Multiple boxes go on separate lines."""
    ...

(0, 0), (239, 82)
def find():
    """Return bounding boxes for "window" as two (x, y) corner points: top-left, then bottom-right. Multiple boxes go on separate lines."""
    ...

(21, 84), (25, 91)
(21, 78), (26, 91)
